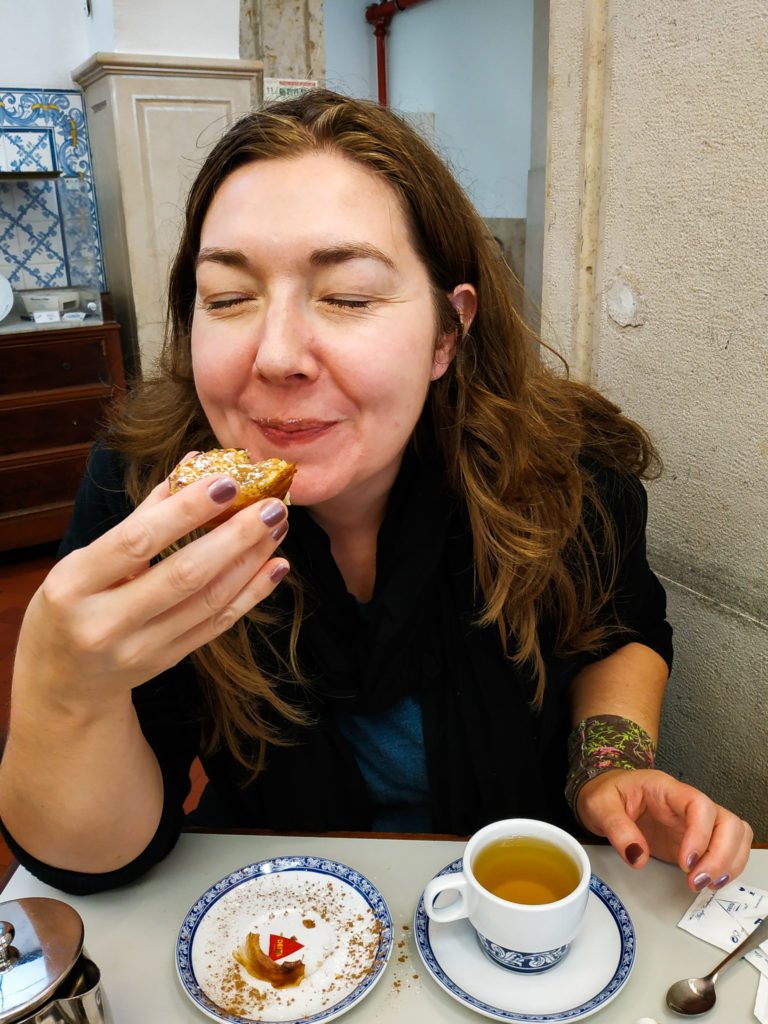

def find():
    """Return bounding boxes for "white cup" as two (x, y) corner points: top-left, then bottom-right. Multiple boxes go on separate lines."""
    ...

(423, 818), (591, 973)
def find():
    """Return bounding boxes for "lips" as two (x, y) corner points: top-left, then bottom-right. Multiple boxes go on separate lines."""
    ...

(255, 417), (337, 445)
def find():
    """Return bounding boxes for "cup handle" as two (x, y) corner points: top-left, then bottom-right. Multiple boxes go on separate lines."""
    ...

(422, 872), (471, 923)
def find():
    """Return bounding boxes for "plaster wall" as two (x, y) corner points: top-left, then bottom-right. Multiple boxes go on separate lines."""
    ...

(544, 1), (768, 836)
(110, 0), (240, 57)
(257, 0), (325, 79)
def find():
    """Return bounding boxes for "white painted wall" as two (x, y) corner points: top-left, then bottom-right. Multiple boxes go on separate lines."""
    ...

(544, 1), (768, 838)
(84, 0), (116, 53)
(110, 0), (240, 57)
(0, 0), (90, 88)
(324, 0), (534, 218)
(0, 0), (240, 89)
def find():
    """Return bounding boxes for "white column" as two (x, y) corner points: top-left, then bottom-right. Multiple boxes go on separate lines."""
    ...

(72, 53), (260, 375)
(256, 0), (325, 80)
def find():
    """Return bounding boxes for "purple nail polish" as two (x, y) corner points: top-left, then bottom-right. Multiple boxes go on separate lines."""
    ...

(693, 872), (712, 891)
(686, 852), (700, 870)
(261, 501), (286, 527)
(208, 478), (237, 504)
(271, 521), (288, 542)
(270, 563), (289, 584)
(712, 873), (730, 889)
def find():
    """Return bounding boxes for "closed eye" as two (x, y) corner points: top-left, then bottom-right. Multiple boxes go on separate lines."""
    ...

(323, 297), (373, 309)
(200, 297), (251, 311)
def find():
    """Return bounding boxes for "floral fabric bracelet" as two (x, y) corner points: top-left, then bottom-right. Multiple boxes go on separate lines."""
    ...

(565, 714), (656, 823)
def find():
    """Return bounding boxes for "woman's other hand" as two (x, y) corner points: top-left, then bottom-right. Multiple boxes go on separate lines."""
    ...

(576, 768), (753, 891)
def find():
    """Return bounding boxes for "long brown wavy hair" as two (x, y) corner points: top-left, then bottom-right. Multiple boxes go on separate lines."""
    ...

(108, 89), (659, 773)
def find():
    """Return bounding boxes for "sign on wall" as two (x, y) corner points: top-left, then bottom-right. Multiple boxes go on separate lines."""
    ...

(263, 78), (319, 102)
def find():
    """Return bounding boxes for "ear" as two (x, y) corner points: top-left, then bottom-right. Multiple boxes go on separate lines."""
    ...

(431, 283), (478, 381)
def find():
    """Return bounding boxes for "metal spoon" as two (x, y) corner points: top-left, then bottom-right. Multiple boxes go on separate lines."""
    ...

(666, 914), (768, 1014)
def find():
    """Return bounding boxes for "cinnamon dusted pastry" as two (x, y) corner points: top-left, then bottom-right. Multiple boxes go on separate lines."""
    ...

(169, 448), (296, 522)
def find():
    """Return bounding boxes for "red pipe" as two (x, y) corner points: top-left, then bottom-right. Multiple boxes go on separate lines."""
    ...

(365, 0), (431, 106)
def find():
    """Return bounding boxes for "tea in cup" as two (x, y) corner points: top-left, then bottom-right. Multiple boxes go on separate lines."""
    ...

(422, 818), (590, 972)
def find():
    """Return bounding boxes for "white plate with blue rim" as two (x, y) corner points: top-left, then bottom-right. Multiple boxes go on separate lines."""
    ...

(414, 858), (635, 1023)
(0, 274), (13, 322)
(176, 856), (393, 1023)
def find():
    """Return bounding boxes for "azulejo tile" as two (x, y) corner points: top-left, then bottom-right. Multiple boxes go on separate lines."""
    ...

(0, 88), (105, 290)
(46, 91), (92, 178)
(13, 180), (59, 223)
(0, 90), (50, 128)
(0, 128), (56, 173)
(21, 261), (67, 290)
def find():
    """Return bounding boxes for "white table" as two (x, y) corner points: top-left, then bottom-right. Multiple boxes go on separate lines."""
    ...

(2, 833), (765, 1023)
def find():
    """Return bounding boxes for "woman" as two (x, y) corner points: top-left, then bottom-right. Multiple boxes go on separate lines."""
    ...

(0, 90), (752, 895)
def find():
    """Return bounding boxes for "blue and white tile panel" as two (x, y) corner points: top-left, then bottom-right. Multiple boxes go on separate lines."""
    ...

(0, 88), (105, 291)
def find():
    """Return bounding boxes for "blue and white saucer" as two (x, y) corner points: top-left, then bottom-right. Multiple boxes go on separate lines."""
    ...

(177, 856), (393, 1023)
(414, 858), (635, 1023)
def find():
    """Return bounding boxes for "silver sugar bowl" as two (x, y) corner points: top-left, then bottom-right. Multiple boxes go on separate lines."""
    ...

(0, 897), (111, 1023)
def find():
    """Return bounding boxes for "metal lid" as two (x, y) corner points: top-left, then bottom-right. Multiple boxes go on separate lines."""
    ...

(0, 897), (84, 1023)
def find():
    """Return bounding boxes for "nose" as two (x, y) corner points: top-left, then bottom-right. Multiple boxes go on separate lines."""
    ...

(251, 293), (319, 384)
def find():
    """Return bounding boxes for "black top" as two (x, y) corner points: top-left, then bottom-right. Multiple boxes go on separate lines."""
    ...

(1, 445), (672, 894)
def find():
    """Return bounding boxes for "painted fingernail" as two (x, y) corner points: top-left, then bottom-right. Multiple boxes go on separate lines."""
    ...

(712, 873), (730, 889)
(208, 478), (237, 504)
(693, 872), (712, 891)
(270, 562), (289, 584)
(686, 852), (700, 870)
(261, 501), (286, 527)
(271, 521), (288, 542)
(625, 843), (643, 865)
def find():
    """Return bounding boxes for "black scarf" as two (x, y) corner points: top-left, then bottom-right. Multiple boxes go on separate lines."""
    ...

(246, 449), (575, 836)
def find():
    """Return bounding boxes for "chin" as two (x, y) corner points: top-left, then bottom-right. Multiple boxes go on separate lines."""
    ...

(284, 476), (339, 509)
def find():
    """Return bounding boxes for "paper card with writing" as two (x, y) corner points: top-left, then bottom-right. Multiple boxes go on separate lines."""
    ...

(678, 882), (768, 978)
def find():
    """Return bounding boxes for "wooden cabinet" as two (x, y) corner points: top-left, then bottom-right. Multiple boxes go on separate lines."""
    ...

(0, 322), (125, 551)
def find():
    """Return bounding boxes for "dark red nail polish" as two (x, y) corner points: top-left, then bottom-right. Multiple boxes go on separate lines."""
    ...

(625, 843), (643, 865)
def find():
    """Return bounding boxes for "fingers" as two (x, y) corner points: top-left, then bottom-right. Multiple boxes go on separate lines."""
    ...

(579, 770), (754, 891)
(118, 496), (289, 628)
(69, 472), (243, 594)
(577, 771), (653, 868)
(134, 505), (290, 648)
(160, 554), (291, 669)
(73, 497), (291, 685)
(680, 805), (753, 893)
(35, 476), (292, 696)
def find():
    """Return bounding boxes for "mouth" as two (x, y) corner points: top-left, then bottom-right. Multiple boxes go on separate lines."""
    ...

(254, 417), (337, 445)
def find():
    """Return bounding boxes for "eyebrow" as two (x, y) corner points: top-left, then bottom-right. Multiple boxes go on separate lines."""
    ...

(309, 243), (396, 271)
(195, 247), (249, 270)
(195, 243), (396, 272)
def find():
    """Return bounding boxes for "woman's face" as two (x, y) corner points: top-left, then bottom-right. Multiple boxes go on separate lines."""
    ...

(190, 151), (468, 513)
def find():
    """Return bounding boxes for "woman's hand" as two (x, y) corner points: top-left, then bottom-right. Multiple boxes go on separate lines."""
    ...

(15, 470), (291, 709)
(0, 468), (291, 875)
(576, 768), (753, 891)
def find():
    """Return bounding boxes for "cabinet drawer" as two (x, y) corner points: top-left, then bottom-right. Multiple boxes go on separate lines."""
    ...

(0, 337), (111, 393)
(0, 394), (111, 454)
(0, 450), (88, 514)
